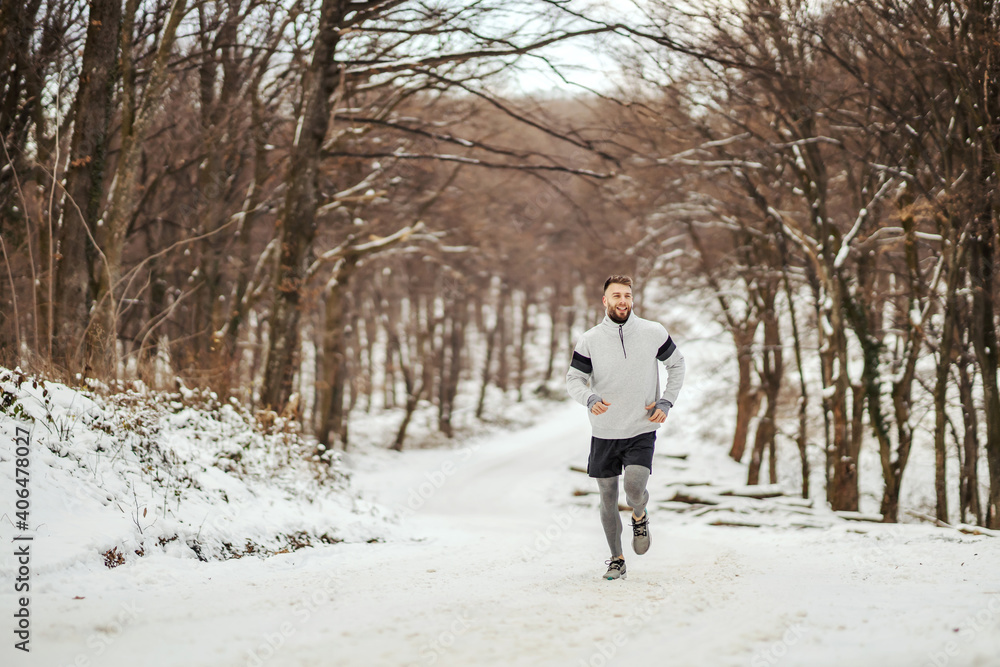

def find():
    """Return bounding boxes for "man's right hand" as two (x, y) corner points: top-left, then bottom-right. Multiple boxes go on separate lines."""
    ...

(591, 399), (610, 415)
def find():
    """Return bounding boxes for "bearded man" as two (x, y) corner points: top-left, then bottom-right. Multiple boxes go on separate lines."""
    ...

(566, 275), (686, 580)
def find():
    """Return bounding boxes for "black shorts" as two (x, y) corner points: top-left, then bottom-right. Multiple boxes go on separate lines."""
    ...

(587, 431), (656, 478)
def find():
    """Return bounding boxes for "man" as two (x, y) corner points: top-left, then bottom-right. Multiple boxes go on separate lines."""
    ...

(566, 275), (685, 580)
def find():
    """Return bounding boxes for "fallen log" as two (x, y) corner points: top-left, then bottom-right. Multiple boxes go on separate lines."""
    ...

(669, 490), (721, 505)
(773, 496), (815, 508)
(657, 501), (700, 513)
(770, 504), (820, 517)
(719, 485), (785, 499)
(904, 509), (951, 528)
(709, 519), (762, 528)
(788, 521), (828, 530)
(835, 511), (885, 523)
(905, 509), (999, 537)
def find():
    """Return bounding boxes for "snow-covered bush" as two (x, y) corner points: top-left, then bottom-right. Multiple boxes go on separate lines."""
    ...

(0, 368), (389, 569)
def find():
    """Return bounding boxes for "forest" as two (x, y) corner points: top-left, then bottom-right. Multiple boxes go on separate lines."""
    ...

(1, 0), (998, 528)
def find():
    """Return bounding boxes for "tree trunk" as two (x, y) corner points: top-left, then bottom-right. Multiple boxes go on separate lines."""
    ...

(215, 33), (280, 394)
(384, 322), (397, 409)
(781, 262), (810, 498)
(496, 284), (511, 393)
(544, 281), (562, 382)
(965, 0), (1000, 532)
(316, 257), (357, 450)
(730, 324), (761, 462)
(260, 0), (348, 410)
(435, 308), (450, 430)
(516, 290), (531, 401)
(882, 343), (921, 524)
(850, 204), (925, 524)
(826, 281), (858, 512)
(933, 216), (964, 522)
(439, 302), (467, 437)
(476, 305), (499, 420)
(968, 208), (1000, 529)
(0, 0), (43, 232)
(52, 0), (122, 377)
(564, 285), (577, 367)
(958, 355), (982, 525)
(389, 322), (423, 452)
(0, 0), (42, 135)
(392, 391), (421, 452)
(92, 0), (188, 380)
(191, 1), (241, 386)
(748, 287), (782, 485)
(423, 290), (440, 406)
(137, 215), (172, 387)
(364, 307), (375, 413)
(346, 311), (359, 416)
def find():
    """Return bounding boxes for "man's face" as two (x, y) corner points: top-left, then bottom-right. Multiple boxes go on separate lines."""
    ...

(603, 283), (633, 323)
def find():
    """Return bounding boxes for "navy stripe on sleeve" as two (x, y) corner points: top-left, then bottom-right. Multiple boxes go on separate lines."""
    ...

(656, 336), (676, 361)
(570, 351), (593, 374)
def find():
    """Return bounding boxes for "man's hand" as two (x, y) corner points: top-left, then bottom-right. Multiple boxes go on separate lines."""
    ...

(646, 402), (668, 423)
(591, 399), (610, 415)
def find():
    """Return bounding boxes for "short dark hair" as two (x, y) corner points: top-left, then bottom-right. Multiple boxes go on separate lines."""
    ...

(603, 275), (633, 293)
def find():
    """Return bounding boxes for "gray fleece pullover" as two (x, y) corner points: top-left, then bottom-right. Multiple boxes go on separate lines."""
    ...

(566, 312), (685, 440)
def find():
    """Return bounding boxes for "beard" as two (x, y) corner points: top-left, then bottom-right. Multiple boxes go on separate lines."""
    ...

(607, 304), (631, 323)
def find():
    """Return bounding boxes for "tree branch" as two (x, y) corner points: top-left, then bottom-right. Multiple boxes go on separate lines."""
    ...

(322, 149), (611, 177)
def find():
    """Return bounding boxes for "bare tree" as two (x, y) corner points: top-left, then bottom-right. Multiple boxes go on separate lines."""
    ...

(89, 0), (190, 378)
(259, 1), (617, 411)
(53, 0), (122, 377)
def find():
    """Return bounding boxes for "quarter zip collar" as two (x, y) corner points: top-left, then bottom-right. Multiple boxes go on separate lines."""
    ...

(602, 312), (636, 358)
(601, 312), (636, 330)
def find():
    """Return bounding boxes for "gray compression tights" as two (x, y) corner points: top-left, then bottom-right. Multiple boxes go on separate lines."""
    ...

(596, 465), (650, 559)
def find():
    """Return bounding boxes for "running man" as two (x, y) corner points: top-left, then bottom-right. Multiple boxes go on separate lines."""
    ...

(566, 275), (686, 580)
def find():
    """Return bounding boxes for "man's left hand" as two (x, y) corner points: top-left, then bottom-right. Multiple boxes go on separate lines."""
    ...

(646, 402), (668, 423)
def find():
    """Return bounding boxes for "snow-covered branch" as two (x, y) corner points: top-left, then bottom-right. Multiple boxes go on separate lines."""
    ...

(323, 150), (611, 178)
(305, 222), (427, 282)
(834, 176), (898, 269)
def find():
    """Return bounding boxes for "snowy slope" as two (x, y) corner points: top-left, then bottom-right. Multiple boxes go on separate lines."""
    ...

(0, 370), (391, 575)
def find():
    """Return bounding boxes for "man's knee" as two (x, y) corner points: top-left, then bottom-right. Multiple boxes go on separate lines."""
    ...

(623, 466), (648, 490)
(624, 487), (646, 504)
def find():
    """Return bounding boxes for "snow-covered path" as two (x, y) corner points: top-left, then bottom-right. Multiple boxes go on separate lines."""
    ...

(9, 403), (1000, 667)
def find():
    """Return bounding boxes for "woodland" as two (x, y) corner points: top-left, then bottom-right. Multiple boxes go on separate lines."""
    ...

(1, 0), (999, 527)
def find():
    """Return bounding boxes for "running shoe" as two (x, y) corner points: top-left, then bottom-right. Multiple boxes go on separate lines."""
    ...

(604, 557), (627, 580)
(632, 512), (650, 555)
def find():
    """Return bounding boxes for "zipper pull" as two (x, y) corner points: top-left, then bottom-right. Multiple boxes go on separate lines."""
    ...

(619, 324), (627, 358)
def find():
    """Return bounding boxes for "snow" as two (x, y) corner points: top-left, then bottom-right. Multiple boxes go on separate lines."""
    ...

(0, 372), (389, 574)
(2, 302), (1000, 666)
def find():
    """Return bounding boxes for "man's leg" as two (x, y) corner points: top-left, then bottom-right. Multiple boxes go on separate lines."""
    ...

(623, 464), (650, 519)
(596, 476), (623, 558)
(624, 464), (651, 555)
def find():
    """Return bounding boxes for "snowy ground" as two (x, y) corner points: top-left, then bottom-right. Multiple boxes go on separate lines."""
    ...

(3, 388), (999, 666)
